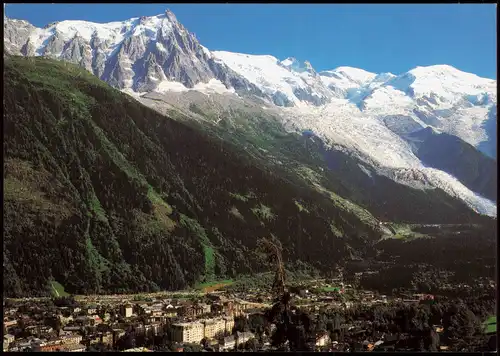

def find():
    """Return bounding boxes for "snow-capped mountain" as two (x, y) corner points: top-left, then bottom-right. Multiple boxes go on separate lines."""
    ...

(354, 65), (497, 158)
(4, 10), (497, 216)
(3, 11), (264, 97)
(211, 51), (334, 106)
(215, 53), (496, 160)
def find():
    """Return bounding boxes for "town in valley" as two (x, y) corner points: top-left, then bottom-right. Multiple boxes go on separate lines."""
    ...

(3, 273), (496, 352)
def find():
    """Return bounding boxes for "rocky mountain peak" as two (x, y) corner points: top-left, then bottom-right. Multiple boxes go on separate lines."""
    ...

(165, 9), (178, 23)
(303, 60), (316, 75)
(4, 11), (265, 98)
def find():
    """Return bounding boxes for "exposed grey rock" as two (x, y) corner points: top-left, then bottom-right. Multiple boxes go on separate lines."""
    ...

(413, 109), (443, 128)
(4, 18), (36, 55)
(381, 115), (424, 136)
(103, 50), (130, 89)
(293, 87), (329, 106)
(91, 48), (107, 79)
(3, 14), (265, 103)
(60, 34), (93, 72)
(42, 31), (66, 57)
(272, 91), (295, 107)
(278, 57), (333, 105)
(121, 34), (146, 62)
(21, 38), (37, 57)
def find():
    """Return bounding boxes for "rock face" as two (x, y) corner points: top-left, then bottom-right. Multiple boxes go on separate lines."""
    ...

(4, 18), (37, 55)
(3, 11), (264, 99)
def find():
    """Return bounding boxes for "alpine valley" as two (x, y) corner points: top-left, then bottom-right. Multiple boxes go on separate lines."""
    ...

(3, 10), (497, 297)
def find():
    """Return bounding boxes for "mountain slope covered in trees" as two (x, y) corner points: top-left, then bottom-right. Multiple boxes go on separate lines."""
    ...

(3, 56), (384, 297)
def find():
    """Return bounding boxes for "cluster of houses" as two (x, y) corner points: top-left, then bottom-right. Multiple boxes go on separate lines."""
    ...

(3, 291), (273, 352)
(3, 278), (446, 353)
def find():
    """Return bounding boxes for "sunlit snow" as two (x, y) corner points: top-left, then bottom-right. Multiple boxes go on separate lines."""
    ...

(156, 78), (235, 96)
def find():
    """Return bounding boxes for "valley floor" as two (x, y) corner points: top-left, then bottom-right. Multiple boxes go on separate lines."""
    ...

(4, 275), (496, 352)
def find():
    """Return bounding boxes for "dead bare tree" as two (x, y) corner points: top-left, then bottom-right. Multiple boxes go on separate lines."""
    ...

(257, 237), (286, 300)
(257, 237), (294, 350)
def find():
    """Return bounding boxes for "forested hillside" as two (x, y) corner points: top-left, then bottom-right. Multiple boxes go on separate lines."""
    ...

(4, 56), (384, 297)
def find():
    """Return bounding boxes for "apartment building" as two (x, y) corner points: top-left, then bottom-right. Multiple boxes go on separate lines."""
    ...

(203, 319), (226, 339)
(171, 317), (235, 343)
(171, 322), (204, 343)
(222, 317), (235, 334)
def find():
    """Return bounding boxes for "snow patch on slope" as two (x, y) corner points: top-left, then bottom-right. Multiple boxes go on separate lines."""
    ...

(156, 78), (235, 95)
(53, 19), (127, 42)
(320, 66), (377, 89)
(212, 51), (309, 106)
(282, 99), (422, 169)
(29, 27), (56, 56)
(336, 65), (498, 153)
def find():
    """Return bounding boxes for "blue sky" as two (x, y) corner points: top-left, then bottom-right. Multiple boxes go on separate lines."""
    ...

(5, 4), (497, 79)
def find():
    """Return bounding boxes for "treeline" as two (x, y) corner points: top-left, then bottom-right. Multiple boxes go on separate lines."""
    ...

(261, 294), (495, 352)
(355, 223), (497, 294)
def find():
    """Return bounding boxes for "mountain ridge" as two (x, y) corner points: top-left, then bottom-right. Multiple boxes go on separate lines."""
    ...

(3, 11), (497, 216)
